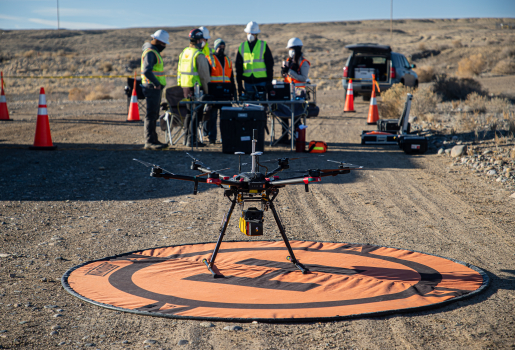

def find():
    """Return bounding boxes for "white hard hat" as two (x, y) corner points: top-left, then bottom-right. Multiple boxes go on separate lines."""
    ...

(286, 37), (303, 48)
(198, 26), (210, 39)
(244, 21), (260, 34)
(151, 30), (170, 45)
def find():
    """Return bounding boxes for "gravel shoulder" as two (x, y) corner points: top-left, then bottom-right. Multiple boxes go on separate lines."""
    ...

(0, 90), (514, 349)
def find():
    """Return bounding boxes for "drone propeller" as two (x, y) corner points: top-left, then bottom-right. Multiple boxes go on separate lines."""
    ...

(133, 158), (175, 175)
(327, 160), (363, 169)
(259, 156), (307, 164)
(197, 168), (231, 177)
(186, 152), (205, 166)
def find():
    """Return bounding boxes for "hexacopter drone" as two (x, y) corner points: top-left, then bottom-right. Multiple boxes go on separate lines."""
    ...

(135, 130), (363, 278)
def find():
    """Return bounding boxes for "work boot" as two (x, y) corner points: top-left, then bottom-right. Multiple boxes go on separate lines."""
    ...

(185, 141), (206, 148)
(144, 143), (167, 150)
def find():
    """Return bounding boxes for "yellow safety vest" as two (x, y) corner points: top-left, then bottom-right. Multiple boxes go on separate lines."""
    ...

(238, 40), (267, 78)
(140, 48), (166, 86)
(177, 47), (202, 88)
(202, 45), (216, 68)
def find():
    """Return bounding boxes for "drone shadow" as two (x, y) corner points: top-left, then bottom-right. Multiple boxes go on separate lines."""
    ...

(0, 141), (424, 202)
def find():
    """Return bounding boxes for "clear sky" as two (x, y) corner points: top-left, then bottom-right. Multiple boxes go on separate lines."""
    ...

(0, 0), (514, 30)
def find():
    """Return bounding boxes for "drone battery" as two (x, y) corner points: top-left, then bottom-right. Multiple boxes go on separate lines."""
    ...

(239, 207), (264, 236)
(220, 107), (266, 154)
(397, 135), (428, 154)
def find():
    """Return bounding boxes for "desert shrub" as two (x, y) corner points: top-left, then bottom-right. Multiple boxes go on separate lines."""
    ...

(492, 58), (515, 75)
(412, 86), (441, 116)
(23, 50), (36, 58)
(500, 47), (515, 59)
(413, 65), (435, 83)
(54, 49), (66, 57)
(68, 87), (87, 101)
(464, 92), (487, 113)
(417, 42), (427, 51)
(85, 84), (114, 101)
(457, 54), (486, 77)
(432, 74), (483, 101)
(378, 83), (413, 119)
(100, 62), (113, 73)
(487, 96), (511, 114)
(452, 40), (462, 48)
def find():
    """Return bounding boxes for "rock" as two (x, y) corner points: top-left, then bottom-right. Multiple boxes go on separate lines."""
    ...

(122, 340), (129, 344)
(438, 148), (445, 155)
(143, 339), (157, 345)
(510, 193), (515, 199)
(51, 325), (62, 330)
(200, 322), (214, 328)
(496, 176), (503, 182)
(445, 149), (451, 156)
(451, 145), (467, 158)
(50, 331), (58, 335)
(0, 253), (10, 258)
(452, 136), (458, 142)
(41, 278), (47, 282)
(58, 341), (66, 346)
(510, 149), (515, 159)
(178, 340), (189, 345)
(223, 325), (242, 331)
(487, 170), (497, 176)
(44, 305), (58, 309)
(53, 314), (63, 318)
(482, 149), (492, 155)
(84, 343), (95, 347)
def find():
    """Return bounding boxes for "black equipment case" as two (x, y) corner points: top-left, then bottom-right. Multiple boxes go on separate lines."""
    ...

(360, 131), (397, 145)
(397, 135), (428, 154)
(377, 119), (411, 134)
(220, 106), (266, 154)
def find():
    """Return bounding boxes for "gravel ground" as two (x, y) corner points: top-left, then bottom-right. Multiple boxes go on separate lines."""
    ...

(1, 91), (514, 349)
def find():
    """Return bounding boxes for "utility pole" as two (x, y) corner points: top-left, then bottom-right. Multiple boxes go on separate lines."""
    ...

(390, 0), (393, 43)
(57, 0), (60, 30)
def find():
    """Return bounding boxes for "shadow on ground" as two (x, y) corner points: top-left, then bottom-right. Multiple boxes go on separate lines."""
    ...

(0, 142), (423, 202)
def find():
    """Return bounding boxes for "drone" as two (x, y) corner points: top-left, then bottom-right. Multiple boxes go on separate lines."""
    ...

(135, 130), (363, 278)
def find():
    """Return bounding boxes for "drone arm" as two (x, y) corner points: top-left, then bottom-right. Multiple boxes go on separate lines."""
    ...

(269, 176), (321, 186)
(152, 171), (244, 188)
(320, 169), (351, 177)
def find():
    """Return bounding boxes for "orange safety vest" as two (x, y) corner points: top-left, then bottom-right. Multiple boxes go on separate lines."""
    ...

(207, 54), (233, 83)
(284, 57), (310, 87)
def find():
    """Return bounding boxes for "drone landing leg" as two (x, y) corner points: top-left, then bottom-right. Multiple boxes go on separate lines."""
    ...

(202, 199), (236, 278)
(269, 201), (309, 274)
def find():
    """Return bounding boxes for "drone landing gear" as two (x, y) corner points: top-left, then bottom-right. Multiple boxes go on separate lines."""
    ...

(203, 192), (309, 278)
(269, 200), (310, 275)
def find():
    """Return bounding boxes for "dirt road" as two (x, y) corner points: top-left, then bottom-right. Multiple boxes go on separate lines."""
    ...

(1, 91), (514, 349)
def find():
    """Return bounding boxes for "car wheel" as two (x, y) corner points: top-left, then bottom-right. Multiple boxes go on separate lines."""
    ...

(414, 80), (419, 89)
(363, 95), (371, 102)
(400, 79), (405, 86)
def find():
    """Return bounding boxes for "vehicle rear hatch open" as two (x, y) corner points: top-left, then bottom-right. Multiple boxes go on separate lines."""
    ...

(345, 43), (392, 83)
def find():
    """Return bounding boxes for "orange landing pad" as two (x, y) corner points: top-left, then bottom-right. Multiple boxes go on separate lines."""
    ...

(62, 241), (488, 322)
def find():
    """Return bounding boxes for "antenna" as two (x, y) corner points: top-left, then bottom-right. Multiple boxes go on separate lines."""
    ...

(251, 129), (257, 173)
(235, 152), (244, 173)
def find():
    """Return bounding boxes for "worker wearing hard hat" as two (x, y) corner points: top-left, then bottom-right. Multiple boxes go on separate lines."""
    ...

(198, 26), (216, 70)
(235, 21), (274, 96)
(177, 28), (211, 147)
(141, 29), (169, 150)
(206, 38), (235, 144)
(282, 37), (310, 89)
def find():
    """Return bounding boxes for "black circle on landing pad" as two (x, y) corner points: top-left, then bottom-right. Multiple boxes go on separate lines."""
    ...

(61, 241), (489, 322)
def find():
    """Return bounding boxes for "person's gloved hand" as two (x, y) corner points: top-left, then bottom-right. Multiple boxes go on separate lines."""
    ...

(160, 102), (169, 110)
(281, 66), (289, 75)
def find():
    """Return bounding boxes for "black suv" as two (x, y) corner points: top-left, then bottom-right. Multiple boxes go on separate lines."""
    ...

(342, 43), (418, 100)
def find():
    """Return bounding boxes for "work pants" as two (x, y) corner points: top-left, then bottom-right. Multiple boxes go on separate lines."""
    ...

(142, 86), (162, 144)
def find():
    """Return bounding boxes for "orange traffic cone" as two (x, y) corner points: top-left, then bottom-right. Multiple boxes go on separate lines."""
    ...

(30, 87), (56, 150)
(126, 76), (140, 122)
(343, 79), (355, 113)
(367, 75), (380, 125)
(0, 72), (11, 121)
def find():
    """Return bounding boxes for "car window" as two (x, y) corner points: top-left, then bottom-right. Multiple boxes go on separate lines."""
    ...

(392, 54), (400, 68)
(401, 55), (410, 68)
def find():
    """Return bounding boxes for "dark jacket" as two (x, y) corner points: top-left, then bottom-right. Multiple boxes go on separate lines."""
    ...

(235, 39), (274, 92)
(141, 42), (164, 87)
